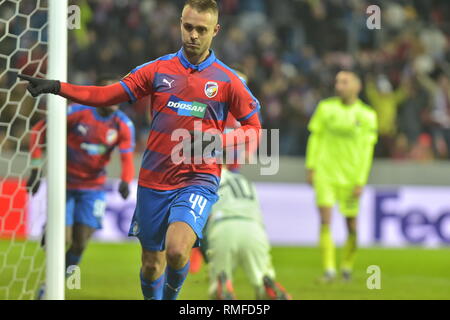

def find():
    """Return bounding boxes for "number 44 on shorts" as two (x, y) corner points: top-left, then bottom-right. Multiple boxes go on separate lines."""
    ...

(188, 194), (207, 223)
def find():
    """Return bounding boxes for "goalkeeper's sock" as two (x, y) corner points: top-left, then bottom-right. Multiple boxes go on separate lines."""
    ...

(319, 224), (336, 274)
(140, 270), (164, 300)
(341, 232), (357, 272)
(162, 262), (190, 300)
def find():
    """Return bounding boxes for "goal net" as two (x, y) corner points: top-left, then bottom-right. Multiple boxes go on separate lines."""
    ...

(0, 0), (67, 300)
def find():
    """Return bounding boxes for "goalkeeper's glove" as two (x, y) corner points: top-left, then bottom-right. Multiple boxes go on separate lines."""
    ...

(17, 74), (60, 97)
(27, 168), (42, 195)
(118, 181), (130, 200)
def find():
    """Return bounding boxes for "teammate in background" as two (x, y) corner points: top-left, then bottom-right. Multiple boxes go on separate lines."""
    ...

(204, 168), (290, 300)
(19, 0), (261, 300)
(305, 71), (377, 282)
(27, 77), (135, 298)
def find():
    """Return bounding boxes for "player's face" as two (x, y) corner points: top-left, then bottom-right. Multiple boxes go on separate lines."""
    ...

(335, 72), (360, 100)
(180, 6), (219, 59)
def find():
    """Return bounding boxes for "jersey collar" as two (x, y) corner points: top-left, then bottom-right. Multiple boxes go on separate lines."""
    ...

(177, 48), (216, 72)
(341, 98), (361, 108)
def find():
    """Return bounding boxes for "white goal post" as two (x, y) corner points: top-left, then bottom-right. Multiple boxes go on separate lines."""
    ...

(45, 0), (67, 300)
(0, 0), (67, 300)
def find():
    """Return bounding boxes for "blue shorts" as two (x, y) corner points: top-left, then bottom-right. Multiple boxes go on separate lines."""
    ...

(128, 185), (219, 251)
(66, 189), (106, 230)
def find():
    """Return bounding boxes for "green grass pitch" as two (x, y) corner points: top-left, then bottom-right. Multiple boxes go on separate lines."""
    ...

(0, 241), (449, 300)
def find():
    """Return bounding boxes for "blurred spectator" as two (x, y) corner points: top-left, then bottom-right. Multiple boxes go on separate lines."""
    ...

(418, 70), (450, 158)
(365, 74), (408, 157)
(397, 77), (429, 153)
(1, 0), (450, 160)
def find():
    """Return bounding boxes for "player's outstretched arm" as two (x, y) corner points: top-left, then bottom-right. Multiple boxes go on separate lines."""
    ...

(17, 74), (129, 107)
(17, 74), (60, 96)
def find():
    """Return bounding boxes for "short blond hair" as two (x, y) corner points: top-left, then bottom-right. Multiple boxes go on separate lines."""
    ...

(184, 0), (219, 16)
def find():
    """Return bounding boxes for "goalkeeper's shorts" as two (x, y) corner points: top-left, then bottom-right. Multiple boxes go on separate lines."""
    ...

(206, 219), (276, 294)
(313, 179), (360, 217)
(128, 184), (218, 251)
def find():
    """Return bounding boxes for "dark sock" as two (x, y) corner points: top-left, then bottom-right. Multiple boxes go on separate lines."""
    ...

(65, 251), (81, 266)
(140, 270), (164, 300)
(162, 262), (190, 300)
(65, 251), (82, 277)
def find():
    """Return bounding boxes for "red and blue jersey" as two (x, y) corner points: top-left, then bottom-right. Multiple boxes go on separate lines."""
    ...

(120, 48), (261, 191)
(30, 105), (135, 190)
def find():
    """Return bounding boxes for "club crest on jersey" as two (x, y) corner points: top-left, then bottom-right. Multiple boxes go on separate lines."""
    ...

(106, 129), (118, 144)
(204, 81), (218, 98)
(76, 124), (88, 136)
(166, 95), (207, 118)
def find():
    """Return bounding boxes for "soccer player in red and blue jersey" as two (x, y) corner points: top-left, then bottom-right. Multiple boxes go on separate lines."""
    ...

(27, 78), (135, 283)
(19, 0), (262, 300)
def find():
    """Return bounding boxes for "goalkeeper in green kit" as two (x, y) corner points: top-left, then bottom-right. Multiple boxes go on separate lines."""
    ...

(204, 168), (291, 300)
(306, 71), (378, 282)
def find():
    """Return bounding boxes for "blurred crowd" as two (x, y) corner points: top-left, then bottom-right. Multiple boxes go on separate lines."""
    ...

(1, 0), (450, 160)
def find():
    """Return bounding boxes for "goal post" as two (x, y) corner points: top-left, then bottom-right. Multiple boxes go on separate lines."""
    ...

(45, 0), (67, 300)
(0, 0), (67, 300)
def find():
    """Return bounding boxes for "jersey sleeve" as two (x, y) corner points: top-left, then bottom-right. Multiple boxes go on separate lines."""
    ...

(120, 61), (158, 103)
(117, 115), (136, 183)
(221, 75), (262, 150)
(356, 109), (378, 185)
(59, 82), (129, 107)
(118, 115), (136, 154)
(305, 102), (325, 170)
(307, 101), (325, 133)
(228, 74), (261, 122)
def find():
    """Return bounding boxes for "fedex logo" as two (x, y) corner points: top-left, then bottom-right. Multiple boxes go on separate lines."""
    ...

(166, 95), (207, 118)
(374, 190), (450, 245)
